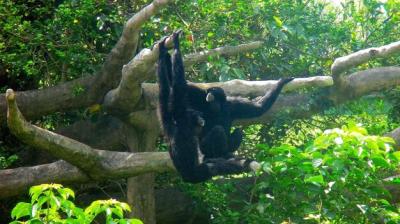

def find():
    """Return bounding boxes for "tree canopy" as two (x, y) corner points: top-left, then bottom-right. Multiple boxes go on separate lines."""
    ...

(1, 0), (400, 223)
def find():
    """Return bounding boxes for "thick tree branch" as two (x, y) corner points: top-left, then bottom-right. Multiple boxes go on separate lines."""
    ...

(103, 35), (175, 113)
(5, 89), (174, 178)
(347, 66), (400, 98)
(0, 161), (88, 198)
(140, 66), (399, 127)
(94, 0), (172, 81)
(6, 89), (106, 174)
(236, 67), (400, 125)
(331, 40), (400, 86)
(0, 149), (173, 199)
(140, 76), (332, 111)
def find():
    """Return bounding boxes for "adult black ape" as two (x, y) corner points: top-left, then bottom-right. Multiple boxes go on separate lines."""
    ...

(187, 76), (294, 159)
(158, 32), (256, 183)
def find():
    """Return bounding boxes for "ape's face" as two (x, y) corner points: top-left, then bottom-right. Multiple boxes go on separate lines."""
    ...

(206, 87), (226, 113)
(187, 109), (204, 135)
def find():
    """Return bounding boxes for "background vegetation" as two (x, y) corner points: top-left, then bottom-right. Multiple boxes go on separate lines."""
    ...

(1, 0), (400, 223)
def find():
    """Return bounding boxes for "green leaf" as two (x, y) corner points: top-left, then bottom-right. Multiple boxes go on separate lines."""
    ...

(26, 219), (43, 224)
(58, 187), (75, 200)
(126, 219), (143, 224)
(371, 156), (390, 168)
(365, 138), (379, 151)
(305, 175), (325, 185)
(392, 151), (400, 161)
(273, 16), (283, 27)
(380, 137), (396, 144)
(11, 202), (31, 220)
(119, 202), (131, 212)
(111, 207), (123, 218)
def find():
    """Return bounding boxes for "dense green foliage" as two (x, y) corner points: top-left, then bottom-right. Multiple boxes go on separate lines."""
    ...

(1, 0), (400, 223)
(189, 126), (400, 223)
(10, 184), (142, 224)
(0, 0), (127, 91)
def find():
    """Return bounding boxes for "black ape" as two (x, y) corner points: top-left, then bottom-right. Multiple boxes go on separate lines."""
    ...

(158, 32), (255, 183)
(187, 78), (294, 160)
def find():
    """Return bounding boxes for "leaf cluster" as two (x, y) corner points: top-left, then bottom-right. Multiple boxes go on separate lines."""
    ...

(10, 184), (142, 224)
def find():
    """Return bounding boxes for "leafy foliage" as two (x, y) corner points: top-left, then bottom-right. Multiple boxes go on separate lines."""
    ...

(0, 0), (126, 91)
(10, 184), (142, 224)
(1, 0), (400, 222)
(208, 126), (400, 223)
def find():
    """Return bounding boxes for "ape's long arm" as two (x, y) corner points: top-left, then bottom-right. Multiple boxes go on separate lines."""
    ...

(171, 31), (188, 122)
(157, 38), (174, 138)
(229, 78), (294, 119)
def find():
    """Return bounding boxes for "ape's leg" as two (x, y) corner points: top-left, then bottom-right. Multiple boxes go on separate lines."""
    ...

(200, 126), (228, 159)
(228, 128), (243, 154)
(181, 158), (258, 183)
(204, 157), (257, 174)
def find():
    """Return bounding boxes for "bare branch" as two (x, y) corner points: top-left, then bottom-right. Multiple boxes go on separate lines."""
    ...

(125, 0), (171, 32)
(347, 66), (400, 98)
(103, 0), (172, 74)
(103, 39), (169, 113)
(139, 67), (400, 127)
(332, 40), (400, 82)
(6, 89), (106, 174)
(236, 67), (400, 125)
(103, 40), (265, 112)
(0, 161), (88, 198)
(140, 76), (332, 111)
(184, 41), (264, 67)
(0, 76), (97, 126)
(0, 149), (173, 199)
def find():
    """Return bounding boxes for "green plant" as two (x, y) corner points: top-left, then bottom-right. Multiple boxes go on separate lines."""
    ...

(207, 126), (400, 223)
(10, 184), (142, 224)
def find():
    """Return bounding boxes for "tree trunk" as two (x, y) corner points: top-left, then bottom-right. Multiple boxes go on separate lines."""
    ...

(126, 111), (160, 223)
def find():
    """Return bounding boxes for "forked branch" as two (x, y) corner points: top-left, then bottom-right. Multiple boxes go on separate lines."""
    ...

(5, 89), (174, 179)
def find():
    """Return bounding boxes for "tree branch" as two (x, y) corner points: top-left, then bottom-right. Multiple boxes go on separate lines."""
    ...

(5, 89), (174, 178)
(347, 66), (400, 98)
(184, 41), (264, 67)
(331, 40), (400, 85)
(1, 65), (400, 198)
(0, 0), (172, 125)
(6, 89), (106, 174)
(103, 40), (266, 112)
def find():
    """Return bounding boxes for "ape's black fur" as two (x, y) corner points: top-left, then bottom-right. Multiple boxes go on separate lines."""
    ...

(187, 78), (294, 160)
(158, 32), (254, 183)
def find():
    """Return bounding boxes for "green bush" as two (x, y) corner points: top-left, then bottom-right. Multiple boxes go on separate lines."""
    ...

(209, 126), (400, 223)
(10, 184), (142, 224)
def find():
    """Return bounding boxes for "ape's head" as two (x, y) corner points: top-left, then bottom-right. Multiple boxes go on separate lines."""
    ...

(187, 109), (205, 135)
(206, 87), (227, 113)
